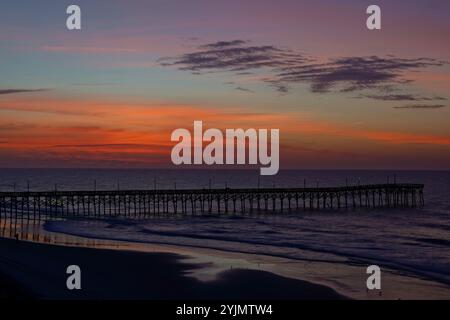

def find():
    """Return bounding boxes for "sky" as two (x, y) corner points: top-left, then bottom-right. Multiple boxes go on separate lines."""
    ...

(0, 0), (449, 169)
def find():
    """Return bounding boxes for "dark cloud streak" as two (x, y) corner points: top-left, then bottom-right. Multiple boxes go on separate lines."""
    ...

(159, 40), (308, 73)
(160, 40), (447, 99)
(235, 86), (254, 93)
(200, 40), (249, 49)
(0, 89), (50, 95)
(357, 94), (447, 101)
(394, 104), (447, 109)
(274, 56), (444, 93)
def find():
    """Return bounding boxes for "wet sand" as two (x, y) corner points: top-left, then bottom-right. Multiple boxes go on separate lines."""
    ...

(3, 217), (450, 300)
(0, 237), (345, 300)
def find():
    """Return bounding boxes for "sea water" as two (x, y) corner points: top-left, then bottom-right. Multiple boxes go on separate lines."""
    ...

(1, 169), (449, 287)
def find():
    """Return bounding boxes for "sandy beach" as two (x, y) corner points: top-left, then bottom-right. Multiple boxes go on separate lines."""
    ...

(0, 237), (345, 300)
(2, 214), (450, 300)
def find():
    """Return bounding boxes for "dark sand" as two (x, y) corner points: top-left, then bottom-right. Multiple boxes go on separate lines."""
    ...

(0, 237), (345, 300)
(0, 271), (30, 299)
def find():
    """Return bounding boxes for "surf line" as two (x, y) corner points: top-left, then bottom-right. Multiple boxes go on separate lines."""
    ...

(171, 120), (279, 175)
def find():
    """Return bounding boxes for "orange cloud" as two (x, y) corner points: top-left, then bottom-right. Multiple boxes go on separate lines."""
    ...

(1, 96), (450, 168)
(289, 120), (450, 147)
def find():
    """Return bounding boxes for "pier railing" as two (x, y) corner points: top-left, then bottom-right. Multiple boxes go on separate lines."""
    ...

(0, 183), (424, 219)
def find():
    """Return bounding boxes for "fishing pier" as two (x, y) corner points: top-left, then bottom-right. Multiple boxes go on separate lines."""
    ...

(0, 183), (424, 220)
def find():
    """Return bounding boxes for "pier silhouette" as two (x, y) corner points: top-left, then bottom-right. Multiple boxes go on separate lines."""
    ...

(0, 183), (424, 219)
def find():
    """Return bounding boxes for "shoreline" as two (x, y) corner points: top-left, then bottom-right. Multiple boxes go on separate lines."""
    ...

(0, 236), (345, 300)
(2, 217), (450, 300)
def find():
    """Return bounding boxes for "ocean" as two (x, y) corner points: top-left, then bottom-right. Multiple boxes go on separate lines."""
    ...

(1, 169), (449, 289)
